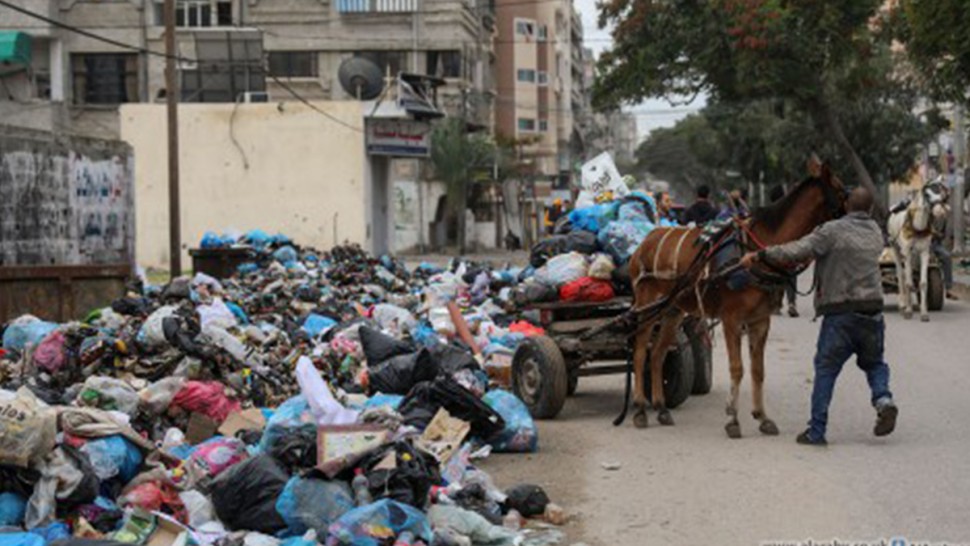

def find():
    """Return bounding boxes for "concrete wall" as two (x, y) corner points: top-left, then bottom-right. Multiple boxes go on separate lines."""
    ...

(120, 101), (368, 269)
(0, 125), (134, 266)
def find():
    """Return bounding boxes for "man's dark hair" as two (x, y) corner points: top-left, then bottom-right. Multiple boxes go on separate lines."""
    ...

(846, 187), (874, 213)
(696, 185), (711, 199)
(739, 188), (749, 200)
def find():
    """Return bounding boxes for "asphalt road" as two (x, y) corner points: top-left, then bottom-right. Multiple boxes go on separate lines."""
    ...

(482, 292), (970, 546)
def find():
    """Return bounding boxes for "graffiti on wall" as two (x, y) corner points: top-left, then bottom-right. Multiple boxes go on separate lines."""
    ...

(0, 132), (133, 266)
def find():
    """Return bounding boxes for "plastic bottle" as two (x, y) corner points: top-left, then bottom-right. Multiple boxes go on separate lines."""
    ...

(393, 531), (415, 546)
(352, 468), (372, 507)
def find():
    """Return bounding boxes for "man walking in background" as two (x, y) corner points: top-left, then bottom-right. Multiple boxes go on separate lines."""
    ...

(684, 185), (719, 225)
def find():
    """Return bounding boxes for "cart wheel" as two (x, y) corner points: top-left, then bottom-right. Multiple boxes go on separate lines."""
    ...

(927, 267), (945, 311)
(685, 319), (713, 395)
(567, 372), (579, 396)
(646, 330), (695, 409)
(513, 336), (569, 419)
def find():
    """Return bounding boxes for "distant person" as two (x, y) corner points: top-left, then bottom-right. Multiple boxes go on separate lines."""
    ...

(684, 185), (719, 225)
(741, 187), (898, 446)
(656, 191), (675, 223)
(544, 199), (564, 234)
(769, 185), (799, 317)
(719, 187), (751, 220)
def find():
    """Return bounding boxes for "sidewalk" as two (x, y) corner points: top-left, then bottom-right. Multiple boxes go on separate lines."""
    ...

(953, 253), (970, 300)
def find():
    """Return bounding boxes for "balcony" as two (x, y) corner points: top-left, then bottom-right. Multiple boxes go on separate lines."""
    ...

(337, 0), (418, 13)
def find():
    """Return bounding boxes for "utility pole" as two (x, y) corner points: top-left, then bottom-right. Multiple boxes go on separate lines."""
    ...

(164, 0), (182, 277)
(953, 106), (966, 254)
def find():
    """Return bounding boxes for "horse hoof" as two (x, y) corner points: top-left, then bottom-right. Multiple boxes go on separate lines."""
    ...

(658, 410), (675, 426)
(634, 411), (648, 429)
(920, 315), (930, 322)
(725, 421), (742, 439)
(903, 311), (913, 320)
(759, 419), (780, 436)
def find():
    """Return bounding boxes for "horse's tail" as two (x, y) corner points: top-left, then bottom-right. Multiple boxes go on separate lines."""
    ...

(613, 356), (633, 427)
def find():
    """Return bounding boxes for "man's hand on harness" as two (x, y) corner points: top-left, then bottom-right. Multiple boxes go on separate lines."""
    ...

(740, 251), (762, 270)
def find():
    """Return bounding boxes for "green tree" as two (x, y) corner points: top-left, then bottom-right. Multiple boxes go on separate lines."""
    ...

(429, 117), (495, 252)
(594, 0), (902, 204)
(893, 0), (970, 107)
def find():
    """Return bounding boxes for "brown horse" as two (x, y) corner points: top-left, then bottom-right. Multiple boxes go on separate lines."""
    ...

(627, 163), (846, 437)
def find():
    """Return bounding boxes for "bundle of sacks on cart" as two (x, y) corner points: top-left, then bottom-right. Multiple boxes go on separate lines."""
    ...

(521, 191), (674, 306)
(0, 235), (568, 546)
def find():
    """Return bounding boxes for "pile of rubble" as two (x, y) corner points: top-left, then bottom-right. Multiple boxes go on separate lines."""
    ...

(0, 233), (568, 546)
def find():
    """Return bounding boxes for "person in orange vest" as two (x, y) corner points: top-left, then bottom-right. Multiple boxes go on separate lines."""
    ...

(544, 198), (564, 234)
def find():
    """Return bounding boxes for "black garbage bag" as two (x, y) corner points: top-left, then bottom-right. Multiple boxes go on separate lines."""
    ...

(565, 230), (598, 255)
(358, 440), (441, 509)
(209, 454), (289, 533)
(512, 281), (559, 307)
(161, 278), (192, 301)
(452, 482), (503, 524)
(398, 376), (505, 439)
(428, 343), (479, 376)
(268, 426), (318, 473)
(162, 316), (210, 359)
(295, 284), (322, 303)
(0, 464), (40, 497)
(360, 326), (415, 365)
(368, 349), (437, 395)
(529, 236), (569, 268)
(57, 445), (100, 514)
(111, 296), (151, 316)
(503, 484), (550, 517)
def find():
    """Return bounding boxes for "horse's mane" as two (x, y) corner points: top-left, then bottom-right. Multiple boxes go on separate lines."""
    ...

(751, 176), (817, 231)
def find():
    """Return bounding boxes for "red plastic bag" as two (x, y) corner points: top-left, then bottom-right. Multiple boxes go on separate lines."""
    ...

(33, 330), (68, 373)
(559, 277), (615, 303)
(509, 321), (545, 337)
(171, 381), (241, 423)
(119, 481), (187, 523)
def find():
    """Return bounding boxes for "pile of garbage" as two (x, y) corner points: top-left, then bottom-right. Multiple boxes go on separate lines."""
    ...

(522, 190), (674, 307)
(0, 233), (568, 546)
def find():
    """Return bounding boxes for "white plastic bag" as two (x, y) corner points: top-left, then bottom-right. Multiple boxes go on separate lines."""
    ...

(429, 307), (455, 335)
(77, 376), (140, 416)
(295, 356), (358, 426)
(139, 377), (187, 414)
(198, 298), (238, 330)
(0, 388), (57, 468)
(588, 253), (616, 280)
(180, 490), (218, 527)
(137, 305), (178, 351)
(534, 252), (588, 287)
(372, 304), (417, 337)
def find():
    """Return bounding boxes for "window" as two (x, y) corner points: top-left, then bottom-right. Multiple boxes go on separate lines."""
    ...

(537, 71), (548, 85)
(175, 0), (232, 28)
(515, 20), (534, 37)
(72, 53), (138, 105)
(426, 50), (462, 78)
(516, 69), (536, 83)
(518, 118), (535, 132)
(268, 51), (318, 78)
(539, 119), (548, 132)
(537, 25), (548, 41)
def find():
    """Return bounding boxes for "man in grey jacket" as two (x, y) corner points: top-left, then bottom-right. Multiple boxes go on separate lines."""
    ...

(741, 187), (898, 445)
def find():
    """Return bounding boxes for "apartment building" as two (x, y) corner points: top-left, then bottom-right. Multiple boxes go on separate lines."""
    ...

(0, 0), (496, 139)
(494, 0), (583, 186)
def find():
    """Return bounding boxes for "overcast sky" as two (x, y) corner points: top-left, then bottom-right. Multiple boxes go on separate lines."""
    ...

(572, 0), (707, 142)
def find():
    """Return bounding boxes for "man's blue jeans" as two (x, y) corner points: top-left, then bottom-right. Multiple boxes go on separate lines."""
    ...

(809, 312), (893, 441)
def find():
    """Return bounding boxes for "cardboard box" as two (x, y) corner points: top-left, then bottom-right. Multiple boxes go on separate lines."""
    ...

(217, 408), (266, 437)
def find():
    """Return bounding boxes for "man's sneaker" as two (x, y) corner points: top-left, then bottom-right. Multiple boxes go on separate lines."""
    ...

(874, 400), (898, 437)
(796, 430), (827, 446)
(788, 306), (800, 318)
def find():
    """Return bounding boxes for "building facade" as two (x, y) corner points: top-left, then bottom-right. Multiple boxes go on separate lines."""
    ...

(0, 0), (496, 138)
(494, 0), (582, 186)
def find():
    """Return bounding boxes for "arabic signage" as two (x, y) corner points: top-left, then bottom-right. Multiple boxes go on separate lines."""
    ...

(365, 118), (432, 157)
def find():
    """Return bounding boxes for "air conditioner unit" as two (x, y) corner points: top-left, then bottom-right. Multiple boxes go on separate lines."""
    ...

(241, 91), (269, 103)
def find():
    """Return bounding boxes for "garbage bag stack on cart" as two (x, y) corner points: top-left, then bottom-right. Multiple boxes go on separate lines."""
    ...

(0, 230), (577, 546)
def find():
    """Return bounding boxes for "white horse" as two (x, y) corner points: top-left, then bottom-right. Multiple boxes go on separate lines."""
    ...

(887, 181), (946, 321)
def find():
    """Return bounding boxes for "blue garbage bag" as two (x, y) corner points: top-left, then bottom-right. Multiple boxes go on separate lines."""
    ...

(237, 262), (260, 275)
(363, 394), (404, 410)
(245, 229), (272, 249)
(2, 320), (58, 351)
(79, 435), (143, 483)
(597, 220), (655, 265)
(326, 499), (432, 546)
(272, 233), (293, 246)
(273, 246), (299, 263)
(276, 477), (355, 536)
(0, 534), (44, 546)
(567, 203), (617, 233)
(0, 492), (26, 526)
(302, 314), (337, 337)
(27, 522), (70, 543)
(483, 390), (538, 453)
(411, 323), (440, 348)
(200, 231), (225, 249)
(225, 301), (249, 325)
(259, 396), (314, 452)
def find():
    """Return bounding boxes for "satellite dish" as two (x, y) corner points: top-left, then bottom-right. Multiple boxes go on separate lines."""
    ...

(338, 57), (384, 100)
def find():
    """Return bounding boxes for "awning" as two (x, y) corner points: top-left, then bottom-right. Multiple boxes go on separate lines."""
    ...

(0, 31), (32, 67)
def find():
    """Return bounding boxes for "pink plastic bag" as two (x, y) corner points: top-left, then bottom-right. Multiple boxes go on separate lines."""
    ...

(181, 437), (249, 485)
(171, 381), (241, 422)
(33, 331), (67, 373)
